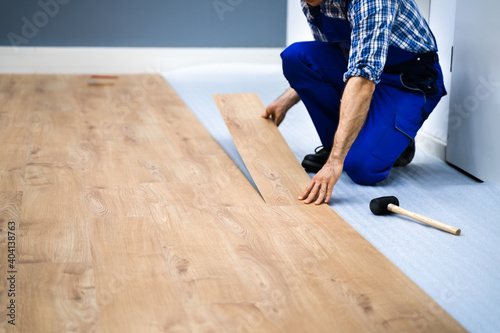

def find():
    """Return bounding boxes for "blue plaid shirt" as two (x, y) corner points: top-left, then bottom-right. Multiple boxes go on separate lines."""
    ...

(302, 0), (437, 84)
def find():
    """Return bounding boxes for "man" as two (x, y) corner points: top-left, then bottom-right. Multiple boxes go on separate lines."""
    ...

(262, 0), (446, 205)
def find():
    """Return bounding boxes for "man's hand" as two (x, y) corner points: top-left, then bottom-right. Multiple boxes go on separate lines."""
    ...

(298, 159), (343, 205)
(262, 88), (300, 126)
(262, 101), (288, 126)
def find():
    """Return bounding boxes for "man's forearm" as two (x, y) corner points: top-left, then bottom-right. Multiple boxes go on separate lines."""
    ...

(298, 77), (375, 205)
(263, 87), (301, 126)
(281, 87), (301, 109)
(329, 77), (376, 164)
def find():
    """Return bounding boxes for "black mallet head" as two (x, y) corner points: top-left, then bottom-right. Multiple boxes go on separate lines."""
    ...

(370, 196), (399, 215)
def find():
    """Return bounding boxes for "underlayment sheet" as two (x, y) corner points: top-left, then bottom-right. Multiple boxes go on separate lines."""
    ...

(164, 63), (500, 333)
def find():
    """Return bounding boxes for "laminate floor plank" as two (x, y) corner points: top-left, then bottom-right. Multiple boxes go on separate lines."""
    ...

(208, 205), (369, 333)
(166, 157), (263, 202)
(126, 142), (181, 184)
(0, 191), (22, 223)
(0, 125), (31, 146)
(19, 185), (90, 264)
(0, 75), (40, 127)
(149, 203), (279, 332)
(0, 144), (29, 191)
(24, 162), (82, 187)
(90, 216), (188, 333)
(147, 80), (228, 159)
(0, 74), (14, 109)
(81, 140), (138, 189)
(121, 121), (243, 187)
(0, 192), (22, 332)
(214, 93), (311, 206)
(141, 181), (279, 332)
(84, 188), (148, 218)
(16, 262), (98, 333)
(0, 76), (36, 191)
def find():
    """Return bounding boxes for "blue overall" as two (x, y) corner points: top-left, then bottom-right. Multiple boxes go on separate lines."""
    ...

(281, 13), (446, 185)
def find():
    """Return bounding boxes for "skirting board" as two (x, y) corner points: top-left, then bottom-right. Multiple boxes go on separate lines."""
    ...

(0, 46), (283, 74)
(415, 130), (447, 162)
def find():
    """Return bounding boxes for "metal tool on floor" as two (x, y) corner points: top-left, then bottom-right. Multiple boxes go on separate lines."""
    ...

(370, 196), (461, 235)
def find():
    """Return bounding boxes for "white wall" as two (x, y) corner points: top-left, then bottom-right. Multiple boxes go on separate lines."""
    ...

(415, 0), (431, 20)
(286, 0), (313, 45)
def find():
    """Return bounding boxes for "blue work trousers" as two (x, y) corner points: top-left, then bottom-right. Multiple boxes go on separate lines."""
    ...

(281, 41), (446, 185)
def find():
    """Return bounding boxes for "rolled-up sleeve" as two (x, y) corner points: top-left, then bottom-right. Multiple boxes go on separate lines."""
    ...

(344, 0), (398, 84)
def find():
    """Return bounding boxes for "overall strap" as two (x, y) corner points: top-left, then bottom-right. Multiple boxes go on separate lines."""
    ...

(309, 1), (352, 19)
(344, 0), (352, 19)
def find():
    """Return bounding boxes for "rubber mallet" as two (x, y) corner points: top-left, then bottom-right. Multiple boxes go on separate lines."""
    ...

(370, 196), (461, 235)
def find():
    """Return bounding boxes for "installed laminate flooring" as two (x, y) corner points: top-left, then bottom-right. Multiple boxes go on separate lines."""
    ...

(0, 75), (464, 332)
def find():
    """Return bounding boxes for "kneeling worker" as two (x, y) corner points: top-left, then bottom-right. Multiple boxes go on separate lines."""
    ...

(263, 0), (446, 204)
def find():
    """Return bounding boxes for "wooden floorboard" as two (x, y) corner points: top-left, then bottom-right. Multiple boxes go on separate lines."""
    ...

(214, 93), (311, 206)
(0, 75), (465, 332)
(90, 216), (186, 332)
(16, 262), (97, 332)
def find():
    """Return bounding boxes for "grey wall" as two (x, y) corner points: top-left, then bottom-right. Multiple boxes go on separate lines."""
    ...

(0, 0), (287, 47)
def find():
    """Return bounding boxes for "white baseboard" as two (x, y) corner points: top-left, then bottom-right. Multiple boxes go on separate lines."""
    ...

(0, 46), (283, 74)
(415, 131), (447, 161)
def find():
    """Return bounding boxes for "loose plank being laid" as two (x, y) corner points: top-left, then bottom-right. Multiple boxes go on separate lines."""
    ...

(214, 92), (466, 332)
(214, 93), (311, 205)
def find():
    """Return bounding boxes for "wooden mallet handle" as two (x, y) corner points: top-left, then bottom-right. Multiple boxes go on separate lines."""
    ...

(387, 204), (461, 235)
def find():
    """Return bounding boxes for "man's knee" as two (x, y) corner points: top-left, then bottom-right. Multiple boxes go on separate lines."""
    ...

(281, 42), (308, 80)
(281, 42), (306, 64)
(343, 154), (390, 185)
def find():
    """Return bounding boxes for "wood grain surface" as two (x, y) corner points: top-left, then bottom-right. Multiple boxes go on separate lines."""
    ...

(0, 75), (465, 332)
